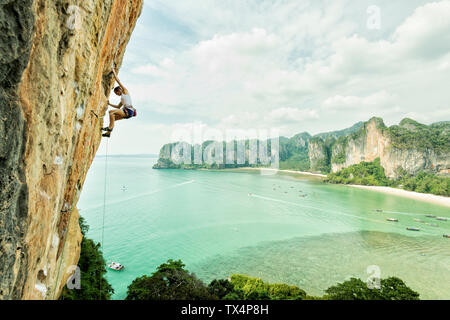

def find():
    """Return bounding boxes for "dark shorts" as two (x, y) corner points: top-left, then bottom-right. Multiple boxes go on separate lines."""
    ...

(124, 107), (136, 119)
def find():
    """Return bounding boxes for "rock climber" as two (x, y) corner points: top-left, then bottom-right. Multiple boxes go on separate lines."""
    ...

(102, 69), (137, 138)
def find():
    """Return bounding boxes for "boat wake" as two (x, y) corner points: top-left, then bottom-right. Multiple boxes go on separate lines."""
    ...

(85, 180), (196, 211)
(249, 194), (433, 232)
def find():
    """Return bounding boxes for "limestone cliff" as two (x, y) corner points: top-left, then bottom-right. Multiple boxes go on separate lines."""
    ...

(310, 118), (450, 178)
(0, 0), (143, 300)
(308, 137), (332, 173)
(155, 118), (449, 180)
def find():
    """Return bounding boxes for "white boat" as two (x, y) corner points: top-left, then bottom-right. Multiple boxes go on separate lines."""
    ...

(108, 262), (124, 271)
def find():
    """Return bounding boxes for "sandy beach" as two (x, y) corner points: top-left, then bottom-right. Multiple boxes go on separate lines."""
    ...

(348, 185), (450, 208)
(222, 167), (449, 207)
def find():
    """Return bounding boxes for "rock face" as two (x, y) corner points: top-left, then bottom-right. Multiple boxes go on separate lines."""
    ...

(308, 138), (330, 173)
(155, 117), (449, 180)
(330, 118), (390, 174)
(311, 118), (450, 178)
(0, 0), (143, 300)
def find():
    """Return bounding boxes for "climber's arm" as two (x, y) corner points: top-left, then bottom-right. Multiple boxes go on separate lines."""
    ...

(112, 69), (128, 94)
(108, 100), (123, 109)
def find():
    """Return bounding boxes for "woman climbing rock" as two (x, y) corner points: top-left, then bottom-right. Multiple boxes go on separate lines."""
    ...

(102, 69), (137, 138)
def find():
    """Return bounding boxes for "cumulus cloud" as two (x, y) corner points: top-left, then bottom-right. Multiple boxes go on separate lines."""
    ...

(322, 91), (396, 110)
(265, 108), (319, 124)
(116, 0), (450, 153)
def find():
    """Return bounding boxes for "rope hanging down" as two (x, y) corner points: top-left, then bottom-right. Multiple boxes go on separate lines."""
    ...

(99, 138), (109, 300)
(101, 138), (109, 252)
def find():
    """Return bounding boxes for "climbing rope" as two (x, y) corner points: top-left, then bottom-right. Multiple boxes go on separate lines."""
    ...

(101, 138), (109, 251)
(99, 137), (109, 300)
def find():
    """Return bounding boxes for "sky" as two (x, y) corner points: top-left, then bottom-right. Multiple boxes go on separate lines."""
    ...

(99, 0), (450, 155)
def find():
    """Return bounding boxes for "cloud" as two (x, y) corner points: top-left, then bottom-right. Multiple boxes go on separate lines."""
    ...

(265, 108), (319, 124)
(393, 1), (450, 60)
(115, 0), (450, 153)
(322, 91), (396, 110)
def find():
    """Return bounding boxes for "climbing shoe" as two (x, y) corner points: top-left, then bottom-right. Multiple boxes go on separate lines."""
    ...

(102, 128), (112, 138)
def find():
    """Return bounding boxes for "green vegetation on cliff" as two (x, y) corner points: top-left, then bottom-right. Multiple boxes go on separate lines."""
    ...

(60, 217), (114, 300)
(279, 133), (311, 171)
(327, 159), (450, 196)
(125, 259), (419, 300)
(387, 119), (450, 152)
(153, 118), (449, 187)
(153, 123), (367, 172)
(309, 136), (335, 173)
(311, 117), (449, 175)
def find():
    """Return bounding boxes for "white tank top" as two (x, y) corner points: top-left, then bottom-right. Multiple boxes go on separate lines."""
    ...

(121, 94), (133, 108)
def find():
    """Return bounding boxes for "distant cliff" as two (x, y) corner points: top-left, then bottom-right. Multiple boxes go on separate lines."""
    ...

(310, 118), (450, 178)
(0, 0), (143, 299)
(155, 118), (450, 179)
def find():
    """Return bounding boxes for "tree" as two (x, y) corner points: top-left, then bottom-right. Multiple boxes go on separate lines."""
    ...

(60, 217), (114, 300)
(229, 274), (306, 300)
(268, 283), (306, 300)
(325, 277), (419, 300)
(208, 279), (234, 299)
(378, 277), (420, 300)
(222, 289), (245, 300)
(126, 259), (216, 300)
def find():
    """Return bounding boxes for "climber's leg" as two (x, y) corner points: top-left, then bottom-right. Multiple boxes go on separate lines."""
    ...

(102, 109), (126, 138)
(107, 109), (126, 130)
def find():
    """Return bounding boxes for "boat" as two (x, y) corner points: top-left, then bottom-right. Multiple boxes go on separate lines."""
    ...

(425, 215), (437, 218)
(436, 217), (448, 221)
(414, 219), (424, 223)
(444, 235), (450, 239)
(387, 218), (399, 222)
(108, 262), (124, 271)
(425, 223), (439, 227)
(375, 209), (383, 213)
(406, 227), (420, 232)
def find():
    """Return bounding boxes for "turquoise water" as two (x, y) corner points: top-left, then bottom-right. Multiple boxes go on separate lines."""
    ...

(78, 156), (450, 300)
